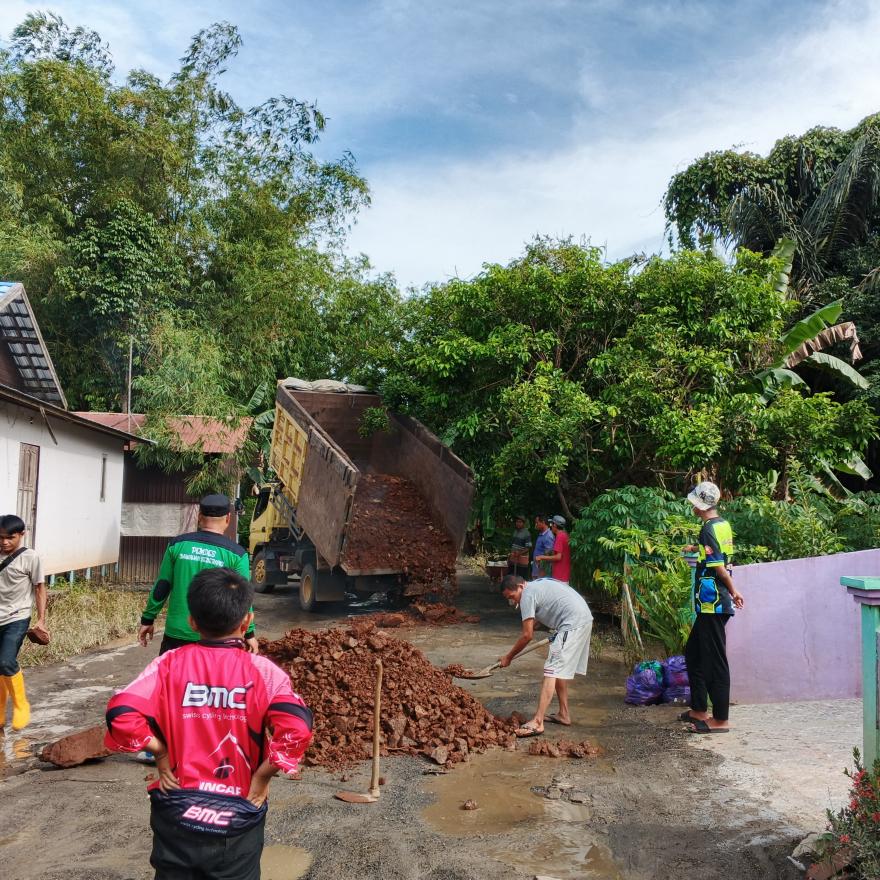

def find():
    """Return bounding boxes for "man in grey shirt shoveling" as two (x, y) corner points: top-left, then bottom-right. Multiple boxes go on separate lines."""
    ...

(500, 574), (592, 737)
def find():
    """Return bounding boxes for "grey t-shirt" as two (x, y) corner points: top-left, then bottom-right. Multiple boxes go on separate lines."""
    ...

(0, 548), (43, 626)
(511, 527), (532, 552)
(519, 577), (591, 632)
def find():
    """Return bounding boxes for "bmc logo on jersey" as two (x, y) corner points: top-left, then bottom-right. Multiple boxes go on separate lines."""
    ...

(182, 804), (233, 827)
(182, 681), (250, 709)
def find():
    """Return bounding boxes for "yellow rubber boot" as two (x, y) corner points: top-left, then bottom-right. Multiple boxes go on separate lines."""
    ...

(9, 671), (30, 730)
(0, 675), (9, 729)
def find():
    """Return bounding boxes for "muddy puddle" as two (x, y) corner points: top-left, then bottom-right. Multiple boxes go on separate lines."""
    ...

(261, 844), (312, 879)
(422, 749), (625, 879)
(490, 828), (624, 880)
(422, 749), (546, 833)
(0, 735), (35, 775)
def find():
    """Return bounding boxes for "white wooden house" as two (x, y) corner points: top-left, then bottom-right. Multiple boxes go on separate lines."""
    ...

(0, 282), (141, 578)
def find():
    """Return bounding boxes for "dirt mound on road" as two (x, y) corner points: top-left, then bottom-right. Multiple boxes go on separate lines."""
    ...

(356, 602), (479, 629)
(261, 621), (514, 770)
(527, 738), (600, 759)
(342, 475), (457, 597)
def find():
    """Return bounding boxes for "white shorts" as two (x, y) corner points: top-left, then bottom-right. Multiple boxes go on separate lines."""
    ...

(543, 623), (592, 680)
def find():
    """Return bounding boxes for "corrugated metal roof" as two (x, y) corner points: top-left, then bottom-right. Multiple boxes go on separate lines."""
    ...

(74, 412), (250, 454)
(0, 282), (66, 407)
(0, 384), (147, 443)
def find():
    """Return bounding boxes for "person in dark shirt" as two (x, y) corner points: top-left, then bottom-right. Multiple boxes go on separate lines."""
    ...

(507, 516), (532, 577)
(682, 481), (744, 733)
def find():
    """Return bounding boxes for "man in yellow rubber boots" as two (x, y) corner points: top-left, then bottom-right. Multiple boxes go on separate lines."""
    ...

(0, 514), (48, 731)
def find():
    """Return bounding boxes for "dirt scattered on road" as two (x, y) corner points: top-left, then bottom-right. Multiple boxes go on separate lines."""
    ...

(356, 602), (479, 630)
(342, 475), (457, 596)
(526, 738), (600, 758)
(261, 620), (514, 770)
(0, 573), (822, 880)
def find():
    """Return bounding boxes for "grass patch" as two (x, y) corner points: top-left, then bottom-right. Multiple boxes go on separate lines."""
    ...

(19, 582), (148, 668)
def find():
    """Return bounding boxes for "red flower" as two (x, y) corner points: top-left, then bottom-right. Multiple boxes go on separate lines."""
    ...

(840, 834), (851, 844)
(872, 812), (880, 822)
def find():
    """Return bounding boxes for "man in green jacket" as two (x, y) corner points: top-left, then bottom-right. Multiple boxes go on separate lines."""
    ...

(138, 494), (257, 655)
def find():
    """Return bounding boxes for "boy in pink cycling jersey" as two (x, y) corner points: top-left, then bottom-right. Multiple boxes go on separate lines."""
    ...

(105, 567), (312, 879)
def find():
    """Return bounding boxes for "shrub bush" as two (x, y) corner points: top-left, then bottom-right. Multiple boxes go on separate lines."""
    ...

(570, 486), (687, 588)
(822, 749), (880, 880)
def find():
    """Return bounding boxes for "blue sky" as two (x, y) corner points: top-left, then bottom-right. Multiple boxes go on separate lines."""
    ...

(3, 1), (880, 288)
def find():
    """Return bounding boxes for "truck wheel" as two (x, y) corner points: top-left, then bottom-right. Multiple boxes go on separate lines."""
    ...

(299, 563), (319, 612)
(251, 552), (275, 594)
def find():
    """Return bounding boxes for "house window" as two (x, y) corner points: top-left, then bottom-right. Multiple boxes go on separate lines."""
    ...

(100, 454), (107, 502)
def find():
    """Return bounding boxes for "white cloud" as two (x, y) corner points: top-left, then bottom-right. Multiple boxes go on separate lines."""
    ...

(3, 0), (879, 292)
(0, 0), (209, 79)
(347, 0), (880, 288)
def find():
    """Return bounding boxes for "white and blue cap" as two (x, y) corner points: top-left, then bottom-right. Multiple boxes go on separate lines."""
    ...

(686, 481), (720, 511)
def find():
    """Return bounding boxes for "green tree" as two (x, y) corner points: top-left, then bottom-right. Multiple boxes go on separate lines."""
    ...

(133, 318), (250, 495)
(663, 114), (880, 296)
(663, 116), (880, 480)
(0, 13), (371, 409)
(381, 238), (876, 529)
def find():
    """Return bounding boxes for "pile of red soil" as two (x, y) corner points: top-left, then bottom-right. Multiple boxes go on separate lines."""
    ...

(342, 475), (457, 597)
(356, 602), (479, 629)
(261, 621), (514, 770)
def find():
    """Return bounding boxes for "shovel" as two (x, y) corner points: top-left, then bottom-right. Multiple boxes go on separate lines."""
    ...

(454, 637), (550, 679)
(334, 659), (383, 804)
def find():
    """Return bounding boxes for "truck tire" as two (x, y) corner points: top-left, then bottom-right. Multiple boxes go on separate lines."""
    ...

(251, 551), (275, 594)
(299, 563), (319, 612)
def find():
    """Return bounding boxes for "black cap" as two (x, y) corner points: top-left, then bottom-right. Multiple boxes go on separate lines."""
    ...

(200, 494), (231, 517)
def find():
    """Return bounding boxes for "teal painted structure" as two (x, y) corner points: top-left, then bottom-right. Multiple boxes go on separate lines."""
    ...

(841, 576), (880, 765)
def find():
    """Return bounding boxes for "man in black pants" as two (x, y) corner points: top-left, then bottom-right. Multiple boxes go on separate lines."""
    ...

(682, 481), (744, 733)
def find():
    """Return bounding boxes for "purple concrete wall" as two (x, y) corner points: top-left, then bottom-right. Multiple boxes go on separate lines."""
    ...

(727, 548), (880, 704)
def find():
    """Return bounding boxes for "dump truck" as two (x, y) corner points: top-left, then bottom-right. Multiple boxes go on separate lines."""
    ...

(248, 380), (475, 611)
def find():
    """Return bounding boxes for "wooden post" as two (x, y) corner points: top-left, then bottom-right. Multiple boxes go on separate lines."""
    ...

(841, 577), (880, 766)
(622, 551), (644, 654)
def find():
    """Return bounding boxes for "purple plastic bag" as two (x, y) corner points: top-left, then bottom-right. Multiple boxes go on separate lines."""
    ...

(661, 685), (691, 704)
(663, 655), (689, 688)
(625, 661), (664, 706)
(661, 655), (690, 703)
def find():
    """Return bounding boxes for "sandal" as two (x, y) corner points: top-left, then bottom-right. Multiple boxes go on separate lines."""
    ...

(514, 723), (544, 738)
(546, 714), (572, 726)
(689, 719), (729, 734)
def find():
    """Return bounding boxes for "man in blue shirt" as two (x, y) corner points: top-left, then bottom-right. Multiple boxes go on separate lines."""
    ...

(532, 515), (554, 578)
